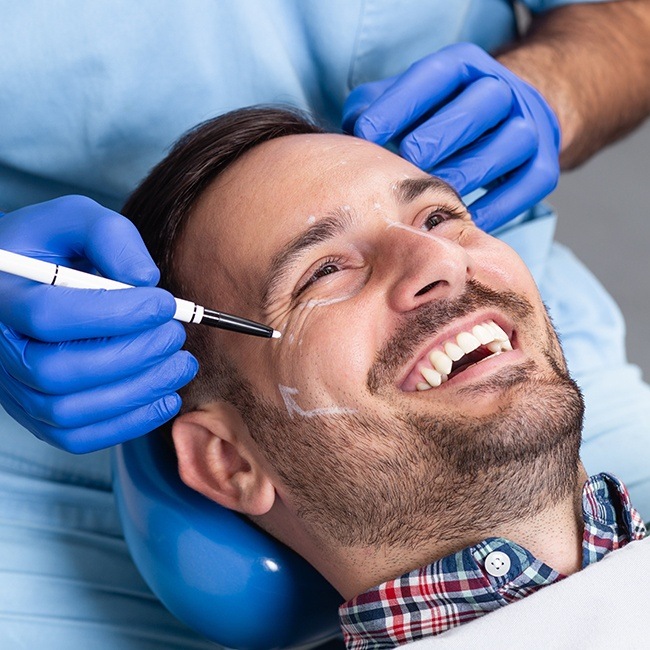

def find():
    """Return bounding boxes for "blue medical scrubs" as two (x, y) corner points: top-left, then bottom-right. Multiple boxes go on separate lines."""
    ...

(1, 1), (642, 648)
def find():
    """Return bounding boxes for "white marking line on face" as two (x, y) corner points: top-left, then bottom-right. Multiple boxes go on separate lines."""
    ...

(305, 294), (355, 308)
(307, 215), (316, 224)
(278, 385), (358, 419)
(283, 290), (360, 347)
(383, 216), (438, 241)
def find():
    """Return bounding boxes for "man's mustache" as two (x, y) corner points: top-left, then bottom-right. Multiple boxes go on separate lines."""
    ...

(367, 280), (534, 394)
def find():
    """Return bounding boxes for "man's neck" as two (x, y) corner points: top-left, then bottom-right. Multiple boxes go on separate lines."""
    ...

(310, 466), (588, 600)
(481, 473), (586, 576)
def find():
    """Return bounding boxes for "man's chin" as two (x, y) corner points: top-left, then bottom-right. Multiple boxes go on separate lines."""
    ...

(398, 361), (535, 419)
(454, 360), (535, 397)
(399, 359), (583, 461)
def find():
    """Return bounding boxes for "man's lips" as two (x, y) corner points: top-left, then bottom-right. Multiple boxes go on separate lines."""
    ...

(399, 312), (516, 392)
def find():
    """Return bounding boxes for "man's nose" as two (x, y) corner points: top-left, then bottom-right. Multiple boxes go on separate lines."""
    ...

(383, 226), (475, 313)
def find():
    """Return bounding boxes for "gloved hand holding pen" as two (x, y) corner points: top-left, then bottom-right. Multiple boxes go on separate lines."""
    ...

(343, 42), (561, 232)
(0, 196), (199, 453)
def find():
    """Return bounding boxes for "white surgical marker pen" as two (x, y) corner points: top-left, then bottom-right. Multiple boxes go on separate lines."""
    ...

(0, 249), (281, 340)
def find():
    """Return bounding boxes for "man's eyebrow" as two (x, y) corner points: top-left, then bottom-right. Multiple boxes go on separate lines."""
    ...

(260, 207), (355, 312)
(259, 177), (461, 312)
(393, 176), (462, 205)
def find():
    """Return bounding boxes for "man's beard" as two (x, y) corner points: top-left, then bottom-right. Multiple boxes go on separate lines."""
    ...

(228, 281), (585, 550)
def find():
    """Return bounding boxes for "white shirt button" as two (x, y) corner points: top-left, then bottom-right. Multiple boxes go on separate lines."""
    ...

(484, 551), (511, 577)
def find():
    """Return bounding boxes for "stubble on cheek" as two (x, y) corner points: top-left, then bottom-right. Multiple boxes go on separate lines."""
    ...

(229, 280), (583, 550)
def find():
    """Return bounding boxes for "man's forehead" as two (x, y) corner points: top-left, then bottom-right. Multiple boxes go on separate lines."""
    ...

(191, 133), (424, 248)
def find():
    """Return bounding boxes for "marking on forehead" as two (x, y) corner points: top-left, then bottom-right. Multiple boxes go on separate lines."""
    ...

(278, 385), (358, 419)
(260, 206), (356, 312)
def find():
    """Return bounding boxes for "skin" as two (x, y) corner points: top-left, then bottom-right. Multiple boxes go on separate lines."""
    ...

(171, 134), (587, 599)
(498, 1), (650, 169)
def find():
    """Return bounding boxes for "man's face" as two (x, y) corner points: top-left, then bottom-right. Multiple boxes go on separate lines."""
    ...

(180, 134), (583, 548)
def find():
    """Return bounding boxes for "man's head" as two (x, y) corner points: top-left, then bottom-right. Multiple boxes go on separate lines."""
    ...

(124, 107), (584, 594)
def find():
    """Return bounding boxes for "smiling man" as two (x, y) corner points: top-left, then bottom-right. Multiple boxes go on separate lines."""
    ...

(123, 107), (646, 648)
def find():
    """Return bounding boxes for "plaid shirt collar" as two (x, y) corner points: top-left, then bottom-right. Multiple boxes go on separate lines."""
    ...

(339, 473), (646, 649)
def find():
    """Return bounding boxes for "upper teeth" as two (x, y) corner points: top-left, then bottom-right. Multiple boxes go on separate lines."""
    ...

(415, 320), (512, 391)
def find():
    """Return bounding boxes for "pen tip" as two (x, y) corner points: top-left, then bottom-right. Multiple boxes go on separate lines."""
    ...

(272, 330), (282, 339)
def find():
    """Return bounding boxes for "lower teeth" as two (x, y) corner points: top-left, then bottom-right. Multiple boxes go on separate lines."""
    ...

(417, 337), (512, 390)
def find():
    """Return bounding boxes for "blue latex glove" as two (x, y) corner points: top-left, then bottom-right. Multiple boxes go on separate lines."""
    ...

(0, 196), (198, 453)
(343, 42), (561, 232)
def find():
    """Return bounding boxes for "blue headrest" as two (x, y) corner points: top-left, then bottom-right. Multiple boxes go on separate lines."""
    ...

(112, 433), (342, 649)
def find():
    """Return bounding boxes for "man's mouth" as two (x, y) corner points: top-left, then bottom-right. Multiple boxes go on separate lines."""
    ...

(400, 319), (514, 392)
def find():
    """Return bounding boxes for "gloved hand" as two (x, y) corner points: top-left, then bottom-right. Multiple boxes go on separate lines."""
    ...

(0, 196), (198, 453)
(343, 42), (561, 232)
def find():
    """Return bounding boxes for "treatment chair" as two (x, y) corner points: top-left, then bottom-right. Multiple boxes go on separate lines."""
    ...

(112, 434), (342, 649)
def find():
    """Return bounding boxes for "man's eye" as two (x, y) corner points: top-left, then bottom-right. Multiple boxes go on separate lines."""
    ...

(295, 257), (344, 297)
(311, 262), (340, 281)
(421, 207), (465, 231)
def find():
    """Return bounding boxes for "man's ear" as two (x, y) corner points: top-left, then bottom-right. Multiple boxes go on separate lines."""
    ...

(171, 403), (276, 516)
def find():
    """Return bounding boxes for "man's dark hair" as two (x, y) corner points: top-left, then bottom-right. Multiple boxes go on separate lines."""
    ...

(124, 106), (324, 297)
(123, 106), (325, 409)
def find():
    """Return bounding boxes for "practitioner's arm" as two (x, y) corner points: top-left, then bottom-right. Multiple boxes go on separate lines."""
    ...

(497, 0), (650, 169)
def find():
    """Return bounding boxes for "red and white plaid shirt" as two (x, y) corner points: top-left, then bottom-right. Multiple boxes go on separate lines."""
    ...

(339, 473), (646, 649)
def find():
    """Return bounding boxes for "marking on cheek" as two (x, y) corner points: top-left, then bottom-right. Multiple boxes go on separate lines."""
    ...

(281, 303), (313, 347)
(278, 385), (358, 419)
(305, 294), (356, 308)
(283, 287), (362, 351)
(307, 215), (316, 224)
